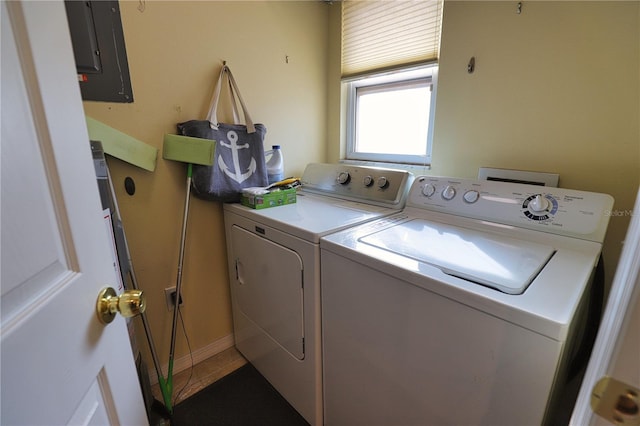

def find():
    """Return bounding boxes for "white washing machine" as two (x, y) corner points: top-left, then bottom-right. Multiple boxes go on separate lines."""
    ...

(223, 163), (412, 426)
(321, 176), (614, 426)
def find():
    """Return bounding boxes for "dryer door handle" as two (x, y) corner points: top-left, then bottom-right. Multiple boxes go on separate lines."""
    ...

(235, 258), (245, 285)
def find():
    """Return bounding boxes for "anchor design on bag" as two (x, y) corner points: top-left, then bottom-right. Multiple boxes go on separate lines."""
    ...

(217, 130), (256, 183)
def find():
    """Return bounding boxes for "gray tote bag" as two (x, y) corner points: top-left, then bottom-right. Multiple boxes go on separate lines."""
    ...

(177, 65), (268, 202)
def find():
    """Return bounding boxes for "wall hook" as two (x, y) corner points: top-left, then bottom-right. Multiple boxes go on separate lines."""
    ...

(517, 2), (522, 14)
(467, 57), (475, 74)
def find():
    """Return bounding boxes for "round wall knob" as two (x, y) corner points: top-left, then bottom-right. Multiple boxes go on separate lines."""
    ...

(96, 287), (146, 324)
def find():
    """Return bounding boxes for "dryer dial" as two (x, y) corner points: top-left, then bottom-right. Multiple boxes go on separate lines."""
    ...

(377, 177), (389, 189)
(337, 171), (351, 185)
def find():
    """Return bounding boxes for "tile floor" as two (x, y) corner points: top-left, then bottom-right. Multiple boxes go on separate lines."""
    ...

(151, 346), (247, 406)
(150, 346), (583, 425)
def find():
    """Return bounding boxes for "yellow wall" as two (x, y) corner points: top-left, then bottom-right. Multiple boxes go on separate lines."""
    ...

(83, 1), (329, 370)
(432, 1), (639, 296)
(329, 1), (640, 296)
(85, 1), (639, 375)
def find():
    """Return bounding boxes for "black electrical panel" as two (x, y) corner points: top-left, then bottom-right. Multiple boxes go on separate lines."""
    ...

(64, 1), (134, 103)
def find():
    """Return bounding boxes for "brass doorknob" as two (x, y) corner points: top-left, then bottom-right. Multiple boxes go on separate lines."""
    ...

(591, 376), (640, 425)
(96, 287), (146, 324)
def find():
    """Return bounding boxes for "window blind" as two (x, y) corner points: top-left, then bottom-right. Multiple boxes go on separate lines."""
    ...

(342, 0), (443, 78)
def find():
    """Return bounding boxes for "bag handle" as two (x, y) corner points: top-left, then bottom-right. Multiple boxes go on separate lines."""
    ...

(227, 77), (241, 124)
(206, 65), (256, 133)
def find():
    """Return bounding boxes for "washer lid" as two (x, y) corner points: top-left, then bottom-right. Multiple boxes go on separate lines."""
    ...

(359, 219), (556, 294)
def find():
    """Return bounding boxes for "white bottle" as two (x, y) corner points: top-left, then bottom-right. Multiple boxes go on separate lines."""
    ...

(266, 145), (284, 185)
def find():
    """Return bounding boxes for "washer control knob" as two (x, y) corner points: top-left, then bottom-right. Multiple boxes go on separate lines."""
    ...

(377, 177), (389, 189)
(337, 171), (351, 185)
(442, 185), (456, 200)
(363, 176), (374, 187)
(463, 190), (480, 204)
(529, 194), (549, 212)
(422, 183), (436, 197)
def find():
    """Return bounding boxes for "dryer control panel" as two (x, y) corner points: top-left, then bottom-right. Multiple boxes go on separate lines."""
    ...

(301, 163), (413, 208)
(408, 176), (614, 242)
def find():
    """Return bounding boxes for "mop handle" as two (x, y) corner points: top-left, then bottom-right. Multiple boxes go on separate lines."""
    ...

(169, 164), (193, 362)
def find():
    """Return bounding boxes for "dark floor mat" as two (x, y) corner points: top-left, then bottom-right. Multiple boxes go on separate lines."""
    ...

(165, 363), (310, 426)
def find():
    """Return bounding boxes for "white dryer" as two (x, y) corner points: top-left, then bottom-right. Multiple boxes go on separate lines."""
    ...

(223, 163), (412, 426)
(321, 176), (614, 426)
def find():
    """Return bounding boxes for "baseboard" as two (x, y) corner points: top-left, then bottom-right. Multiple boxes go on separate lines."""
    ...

(147, 333), (235, 385)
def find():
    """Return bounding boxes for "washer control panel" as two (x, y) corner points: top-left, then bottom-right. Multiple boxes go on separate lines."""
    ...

(301, 163), (413, 207)
(408, 176), (614, 242)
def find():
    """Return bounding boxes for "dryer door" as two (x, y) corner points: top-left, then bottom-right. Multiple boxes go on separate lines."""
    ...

(231, 225), (305, 360)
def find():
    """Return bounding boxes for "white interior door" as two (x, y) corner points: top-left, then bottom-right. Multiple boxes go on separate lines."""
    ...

(1, 1), (147, 425)
(571, 187), (640, 425)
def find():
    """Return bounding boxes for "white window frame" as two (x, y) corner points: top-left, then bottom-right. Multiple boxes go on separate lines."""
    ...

(345, 64), (438, 166)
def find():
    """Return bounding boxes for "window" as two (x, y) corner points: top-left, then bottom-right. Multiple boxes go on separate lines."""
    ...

(341, 0), (443, 166)
(346, 65), (437, 165)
